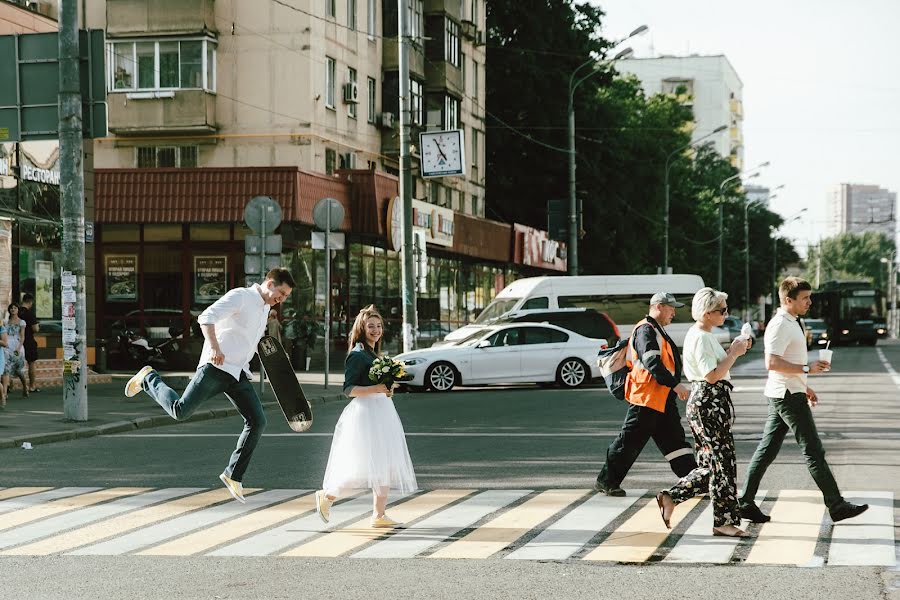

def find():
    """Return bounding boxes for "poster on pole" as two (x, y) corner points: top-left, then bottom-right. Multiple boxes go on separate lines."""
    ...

(105, 254), (138, 301)
(35, 260), (53, 318)
(194, 256), (227, 303)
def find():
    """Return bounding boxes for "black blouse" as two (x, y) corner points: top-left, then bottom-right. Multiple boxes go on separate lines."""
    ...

(342, 342), (378, 396)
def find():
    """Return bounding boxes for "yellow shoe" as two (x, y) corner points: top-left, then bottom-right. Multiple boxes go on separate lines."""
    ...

(370, 514), (399, 528)
(315, 490), (332, 523)
(124, 366), (154, 398)
(219, 472), (246, 504)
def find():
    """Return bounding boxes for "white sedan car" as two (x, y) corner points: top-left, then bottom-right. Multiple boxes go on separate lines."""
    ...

(395, 323), (606, 392)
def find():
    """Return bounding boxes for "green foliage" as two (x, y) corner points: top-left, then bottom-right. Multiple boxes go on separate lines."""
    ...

(804, 232), (896, 289)
(484, 0), (799, 309)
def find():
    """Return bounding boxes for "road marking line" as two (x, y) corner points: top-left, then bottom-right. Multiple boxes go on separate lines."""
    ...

(506, 489), (646, 561)
(582, 496), (702, 562)
(664, 491), (766, 564)
(876, 348), (900, 388)
(0, 487), (99, 516)
(19, 489), (232, 556)
(429, 489), (586, 560)
(829, 491), (895, 566)
(0, 488), (53, 502)
(137, 491), (312, 556)
(284, 490), (473, 558)
(0, 488), (191, 552)
(69, 488), (275, 555)
(744, 490), (823, 566)
(209, 494), (378, 557)
(0, 488), (141, 532)
(356, 490), (531, 559)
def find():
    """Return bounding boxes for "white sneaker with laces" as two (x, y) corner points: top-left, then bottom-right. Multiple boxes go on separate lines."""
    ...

(219, 472), (246, 503)
(124, 366), (154, 398)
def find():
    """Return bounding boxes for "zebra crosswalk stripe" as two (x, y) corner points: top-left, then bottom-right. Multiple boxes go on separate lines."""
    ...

(0, 488), (141, 533)
(744, 490), (824, 566)
(0, 487), (100, 517)
(0, 488), (53, 502)
(828, 491), (894, 566)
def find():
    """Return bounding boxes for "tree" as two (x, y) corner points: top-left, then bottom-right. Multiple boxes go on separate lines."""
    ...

(805, 232), (896, 289)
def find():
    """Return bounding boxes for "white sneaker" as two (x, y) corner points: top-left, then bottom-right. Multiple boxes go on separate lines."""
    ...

(124, 366), (154, 398)
(315, 490), (332, 523)
(219, 472), (246, 504)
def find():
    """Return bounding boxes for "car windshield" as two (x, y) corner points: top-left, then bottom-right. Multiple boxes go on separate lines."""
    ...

(474, 298), (521, 324)
(453, 328), (494, 346)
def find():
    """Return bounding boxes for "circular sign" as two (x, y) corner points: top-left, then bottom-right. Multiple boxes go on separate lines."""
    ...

(385, 196), (402, 251)
(313, 197), (345, 231)
(243, 196), (282, 234)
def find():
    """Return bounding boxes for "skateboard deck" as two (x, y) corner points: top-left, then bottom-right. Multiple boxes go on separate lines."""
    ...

(257, 335), (313, 432)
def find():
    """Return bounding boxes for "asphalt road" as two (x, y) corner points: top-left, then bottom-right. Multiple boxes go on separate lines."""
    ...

(2, 343), (900, 600)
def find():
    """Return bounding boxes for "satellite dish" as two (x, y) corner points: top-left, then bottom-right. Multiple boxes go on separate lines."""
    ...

(313, 197), (344, 232)
(243, 196), (282, 234)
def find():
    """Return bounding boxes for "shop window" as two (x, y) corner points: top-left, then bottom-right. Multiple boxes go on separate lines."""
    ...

(189, 224), (229, 241)
(143, 224), (183, 242)
(101, 224), (140, 242)
(143, 245), (183, 310)
(107, 38), (216, 92)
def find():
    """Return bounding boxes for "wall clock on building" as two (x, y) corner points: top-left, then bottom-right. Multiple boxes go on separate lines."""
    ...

(420, 129), (465, 178)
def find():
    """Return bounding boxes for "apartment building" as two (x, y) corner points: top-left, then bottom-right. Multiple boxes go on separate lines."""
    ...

(826, 183), (897, 240)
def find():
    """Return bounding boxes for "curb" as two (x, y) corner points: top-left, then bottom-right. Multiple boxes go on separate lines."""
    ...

(0, 392), (345, 450)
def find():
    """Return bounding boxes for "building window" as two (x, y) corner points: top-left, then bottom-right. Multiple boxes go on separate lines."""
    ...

(444, 96), (459, 129)
(136, 146), (198, 168)
(461, 52), (466, 92)
(469, 0), (479, 25)
(107, 38), (216, 92)
(325, 57), (336, 108)
(348, 67), (358, 118)
(367, 77), (376, 123)
(410, 79), (423, 125)
(429, 182), (440, 205)
(471, 128), (478, 183)
(408, 0), (423, 42)
(471, 59), (478, 102)
(348, 0), (357, 30)
(445, 18), (460, 67)
(367, 0), (376, 37)
(325, 148), (337, 175)
(471, 194), (479, 217)
(326, 0), (336, 18)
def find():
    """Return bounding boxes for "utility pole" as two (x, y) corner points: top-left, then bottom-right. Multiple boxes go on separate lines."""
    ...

(59, 0), (88, 420)
(717, 204), (723, 289)
(398, 0), (417, 352)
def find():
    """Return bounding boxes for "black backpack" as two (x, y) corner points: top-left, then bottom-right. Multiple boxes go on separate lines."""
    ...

(596, 338), (631, 401)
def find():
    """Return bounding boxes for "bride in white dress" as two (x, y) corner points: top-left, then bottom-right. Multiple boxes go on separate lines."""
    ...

(315, 305), (417, 528)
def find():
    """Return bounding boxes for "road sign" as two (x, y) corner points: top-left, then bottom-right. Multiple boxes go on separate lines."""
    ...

(312, 231), (345, 249)
(245, 234), (282, 255)
(312, 197), (344, 231)
(0, 29), (107, 141)
(243, 196), (282, 234)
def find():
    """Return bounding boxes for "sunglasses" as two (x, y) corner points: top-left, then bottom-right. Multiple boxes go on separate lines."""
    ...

(711, 307), (729, 315)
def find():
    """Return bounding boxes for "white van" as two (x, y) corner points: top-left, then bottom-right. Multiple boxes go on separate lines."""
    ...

(439, 274), (728, 347)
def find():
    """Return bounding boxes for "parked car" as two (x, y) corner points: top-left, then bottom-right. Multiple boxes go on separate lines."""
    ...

(493, 308), (620, 346)
(802, 318), (829, 349)
(396, 322), (606, 392)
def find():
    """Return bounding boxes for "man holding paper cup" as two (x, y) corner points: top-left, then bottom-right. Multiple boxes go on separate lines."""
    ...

(738, 277), (868, 524)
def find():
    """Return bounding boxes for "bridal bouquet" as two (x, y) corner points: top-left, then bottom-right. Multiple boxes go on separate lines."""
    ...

(368, 355), (412, 387)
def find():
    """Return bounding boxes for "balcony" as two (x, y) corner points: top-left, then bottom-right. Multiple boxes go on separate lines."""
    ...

(383, 39), (426, 79)
(730, 98), (743, 118)
(107, 0), (216, 37)
(107, 89), (216, 135)
(425, 0), (461, 20)
(425, 60), (462, 97)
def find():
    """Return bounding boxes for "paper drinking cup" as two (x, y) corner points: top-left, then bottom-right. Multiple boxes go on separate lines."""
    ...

(818, 348), (833, 370)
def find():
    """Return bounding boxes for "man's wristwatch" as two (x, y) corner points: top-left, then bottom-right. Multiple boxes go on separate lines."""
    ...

(802, 365), (810, 373)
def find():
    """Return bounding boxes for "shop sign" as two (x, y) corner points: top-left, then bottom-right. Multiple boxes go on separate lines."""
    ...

(514, 224), (567, 272)
(35, 260), (53, 319)
(194, 256), (228, 303)
(105, 254), (138, 302)
(386, 197), (455, 251)
(21, 163), (60, 185)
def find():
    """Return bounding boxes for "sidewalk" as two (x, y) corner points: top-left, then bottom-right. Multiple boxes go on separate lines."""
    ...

(0, 370), (346, 450)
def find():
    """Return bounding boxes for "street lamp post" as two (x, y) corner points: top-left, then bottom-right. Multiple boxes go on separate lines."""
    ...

(567, 25), (647, 275)
(663, 124), (728, 273)
(717, 161), (769, 289)
(744, 184), (783, 322)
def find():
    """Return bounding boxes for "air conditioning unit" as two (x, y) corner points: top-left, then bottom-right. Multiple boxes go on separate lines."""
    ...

(378, 112), (396, 129)
(460, 20), (477, 40)
(342, 82), (359, 104)
(340, 152), (358, 169)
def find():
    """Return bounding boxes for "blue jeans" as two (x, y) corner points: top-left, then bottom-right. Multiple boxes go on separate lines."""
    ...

(144, 364), (267, 482)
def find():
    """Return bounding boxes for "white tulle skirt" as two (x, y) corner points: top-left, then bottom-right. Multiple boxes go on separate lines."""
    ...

(322, 393), (418, 497)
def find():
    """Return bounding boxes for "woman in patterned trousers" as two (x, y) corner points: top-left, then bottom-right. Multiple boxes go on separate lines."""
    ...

(655, 288), (751, 537)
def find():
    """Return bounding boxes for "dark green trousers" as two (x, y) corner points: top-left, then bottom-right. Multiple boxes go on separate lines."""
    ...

(740, 391), (843, 509)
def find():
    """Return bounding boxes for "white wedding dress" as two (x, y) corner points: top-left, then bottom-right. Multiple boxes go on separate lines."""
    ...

(322, 391), (418, 497)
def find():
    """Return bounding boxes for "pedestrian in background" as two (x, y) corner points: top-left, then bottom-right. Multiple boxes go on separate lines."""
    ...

(594, 292), (697, 496)
(0, 322), (7, 408)
(266, 308), (283, 343)
(655, 288), (750, 537)
(3, 303), (28, 399)
(314, 304), (417, 528)
(19, 293), (40, 393)
(738, 277), (868, 524)
(124, 268), (295, 503)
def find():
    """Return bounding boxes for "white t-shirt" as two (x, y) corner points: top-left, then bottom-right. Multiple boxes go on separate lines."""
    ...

(682, 325), (729, 382)
(764, 307), (808, 398)
(196, 284), (270, 381)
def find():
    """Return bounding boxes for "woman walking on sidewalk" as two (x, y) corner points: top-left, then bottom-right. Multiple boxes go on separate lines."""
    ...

(3, 304), (29, 399)
(314, 305), (417, 528)
(655, 288), (750, 537)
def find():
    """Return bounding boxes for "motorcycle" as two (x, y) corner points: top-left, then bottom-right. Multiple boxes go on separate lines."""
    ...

(105, 323), (184, 370)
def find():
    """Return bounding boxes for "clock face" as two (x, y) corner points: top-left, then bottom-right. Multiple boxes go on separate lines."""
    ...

(420, 129), (465, 178)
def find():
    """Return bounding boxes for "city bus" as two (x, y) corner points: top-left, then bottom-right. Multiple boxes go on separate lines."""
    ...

(439, 274), (724, 347)
(808, 280), (888, 346)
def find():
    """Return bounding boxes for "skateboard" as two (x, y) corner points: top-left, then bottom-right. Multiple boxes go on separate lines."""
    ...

(257, 335), (313, 432)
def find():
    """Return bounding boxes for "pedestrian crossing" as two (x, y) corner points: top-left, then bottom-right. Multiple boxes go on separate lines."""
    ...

(0, 486), (893, 566)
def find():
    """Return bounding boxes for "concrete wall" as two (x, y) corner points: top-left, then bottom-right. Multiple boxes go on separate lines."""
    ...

(0, 1), (57, 34)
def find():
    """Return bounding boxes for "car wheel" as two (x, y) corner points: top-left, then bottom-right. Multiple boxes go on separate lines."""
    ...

(425, 362), (458, 392)
(557, 358), (588, 388)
